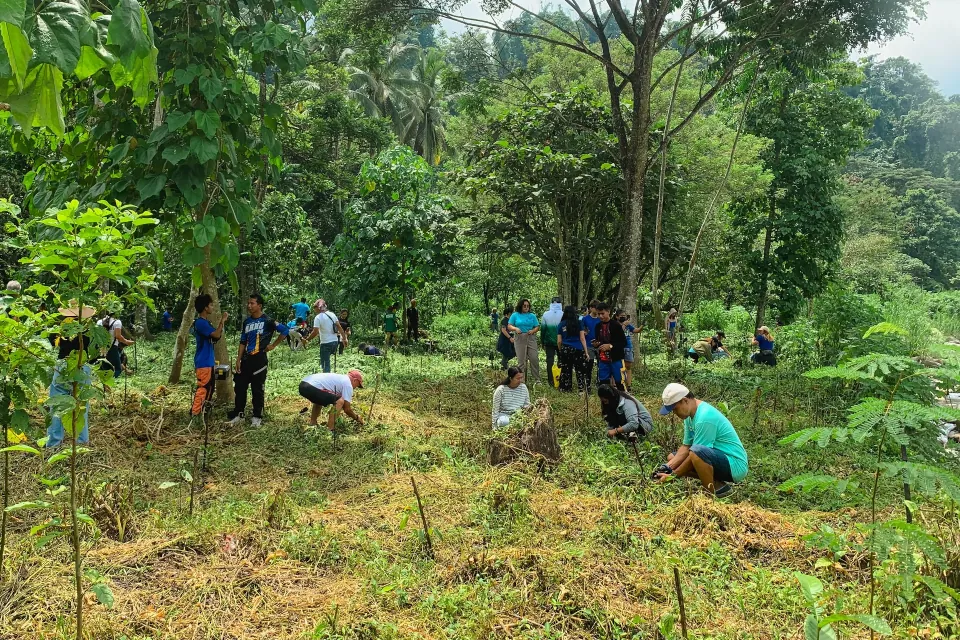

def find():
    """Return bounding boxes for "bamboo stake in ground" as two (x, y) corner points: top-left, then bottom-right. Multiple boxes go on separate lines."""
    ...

(366, 368), (383, 424)
(410, 476), (434, 559)
(674, 566), (688, 639)
(189, 450), (198, 517)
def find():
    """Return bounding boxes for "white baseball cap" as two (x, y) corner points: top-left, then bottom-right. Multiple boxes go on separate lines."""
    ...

(660, 383), (690, 415)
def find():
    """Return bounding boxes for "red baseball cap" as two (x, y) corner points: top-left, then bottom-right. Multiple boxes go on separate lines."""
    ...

(348, 369), (364, 388)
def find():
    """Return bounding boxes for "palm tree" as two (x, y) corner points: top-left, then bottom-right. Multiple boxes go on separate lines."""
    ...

(402, 49), (449, 166)
(343, 43), (423, 137)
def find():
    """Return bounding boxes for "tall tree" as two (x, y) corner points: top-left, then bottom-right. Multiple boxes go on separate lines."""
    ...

(406, 0), (924, 321)
(730, 61), (873, 325)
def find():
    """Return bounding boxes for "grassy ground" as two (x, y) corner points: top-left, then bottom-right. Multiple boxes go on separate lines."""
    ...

(0, 333), (937, 639)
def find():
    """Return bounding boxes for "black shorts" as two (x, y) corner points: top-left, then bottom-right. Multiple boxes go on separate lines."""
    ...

(299, 381), (339, 406)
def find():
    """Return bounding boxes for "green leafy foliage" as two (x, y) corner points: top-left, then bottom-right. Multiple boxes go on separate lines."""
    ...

(331, 146), (457, 307)
(0, 0), (156, 135)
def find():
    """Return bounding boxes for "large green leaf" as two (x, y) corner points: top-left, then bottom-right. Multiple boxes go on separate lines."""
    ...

(0, 63), (64, 136)
(136, 174), (165, 201)
(198, 74), (222, 103)
(109, 45), (156, 108)
(166, 110), (191, 132)
(74, 45), (107, 80)
(23, 0), (87, 74)
(194, 109), (220, 138)
(161, 144), (189, 165)
(0, 22), (31, 89)
(0, 0), (26, 26)
(174, 166), (204, 207)
(106, 0), (152, 60)
(189, 134), (218, 163)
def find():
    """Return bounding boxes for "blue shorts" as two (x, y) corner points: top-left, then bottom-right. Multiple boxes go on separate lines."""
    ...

(690, 445), (733, 483)
(597, 360), (623, 384)
(623, 349), (634, 363)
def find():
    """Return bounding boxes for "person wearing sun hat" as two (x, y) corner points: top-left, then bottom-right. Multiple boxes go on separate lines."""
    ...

(298, 368), (365, 432)
(654, 382), (748, 497)
(45, 300), (98, 448)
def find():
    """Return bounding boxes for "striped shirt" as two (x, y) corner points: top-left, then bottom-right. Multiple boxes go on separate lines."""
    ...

(492, 383), (530, 427)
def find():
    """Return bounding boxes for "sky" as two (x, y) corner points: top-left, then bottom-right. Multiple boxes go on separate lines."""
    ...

(443, 0), (960, 97)
(862, 0), (960, 97)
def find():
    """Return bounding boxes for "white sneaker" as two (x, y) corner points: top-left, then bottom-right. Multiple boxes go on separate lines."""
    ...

(225, 416), (243, 427)
(251, 418), (262, 428)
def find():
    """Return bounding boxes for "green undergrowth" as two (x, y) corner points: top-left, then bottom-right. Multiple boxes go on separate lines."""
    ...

(2, 334), (951, 639)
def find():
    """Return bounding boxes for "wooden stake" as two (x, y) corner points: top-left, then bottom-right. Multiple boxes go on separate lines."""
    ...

(189, 450), (198, 517)
(410, 476), (434, 559)
(366, 368), (382, 425)
(673, 566), (688, 639)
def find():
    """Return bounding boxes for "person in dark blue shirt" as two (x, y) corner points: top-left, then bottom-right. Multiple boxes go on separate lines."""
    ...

(191, 294), (227, 416)
(580, 299), (602, 385)
(750, 326), (777, 366)
(226, 293), (289, 427)
(162, 308), (173, 331)
(291, 297), (310, 322)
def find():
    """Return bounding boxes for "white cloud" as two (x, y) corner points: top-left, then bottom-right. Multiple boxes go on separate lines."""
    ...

(860, 0), (960, 96)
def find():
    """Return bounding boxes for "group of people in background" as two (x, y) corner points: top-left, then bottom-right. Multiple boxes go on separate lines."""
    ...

(496, 297), (643, 393)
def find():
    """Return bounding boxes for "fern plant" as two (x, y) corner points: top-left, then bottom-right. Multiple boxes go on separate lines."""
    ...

(779, 321), (960, 628)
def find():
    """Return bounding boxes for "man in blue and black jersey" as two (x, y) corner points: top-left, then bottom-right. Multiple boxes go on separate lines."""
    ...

(226, 293), (289, 428)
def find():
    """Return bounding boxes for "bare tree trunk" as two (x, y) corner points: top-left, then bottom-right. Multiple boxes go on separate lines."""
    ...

(135, 302), (153, 340)
(169, 284), (199, 384)
(618, 47), (656, 321)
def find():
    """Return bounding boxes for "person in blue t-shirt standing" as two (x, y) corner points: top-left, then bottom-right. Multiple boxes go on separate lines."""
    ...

(580, 299), (602, 386)
(291, 297), (310, 323)
(654, 383), (749, 498)
(226, 293), (289, 428)
(191, 294), (228, 416)
(162, 308), (173, 331)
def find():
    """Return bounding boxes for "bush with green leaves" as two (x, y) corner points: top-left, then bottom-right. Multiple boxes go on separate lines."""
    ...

(2, 199), (156, 639)
(779, 321), (960, 630)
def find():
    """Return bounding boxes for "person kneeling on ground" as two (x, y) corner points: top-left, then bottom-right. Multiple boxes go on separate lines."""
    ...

(654, 383), (749, 497)
(598, 384), (653, 441)
(359, 343), (383, 356)
(299, 369), (365, 431)
(492, 366), (531, 429)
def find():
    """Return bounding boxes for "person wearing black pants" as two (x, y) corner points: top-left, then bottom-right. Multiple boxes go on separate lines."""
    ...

(226, 293), (289, 428)
(406, 299), (420, 342)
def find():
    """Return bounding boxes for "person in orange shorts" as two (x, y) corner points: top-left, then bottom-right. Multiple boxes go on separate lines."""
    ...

(192, 294), (228, 416)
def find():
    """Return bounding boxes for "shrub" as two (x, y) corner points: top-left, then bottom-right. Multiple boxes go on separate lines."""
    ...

(429, 312), (489, 344)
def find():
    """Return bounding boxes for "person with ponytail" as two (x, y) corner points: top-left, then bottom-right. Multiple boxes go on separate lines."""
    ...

(491, 366), (531, 429)
(597, 384), (653, 441)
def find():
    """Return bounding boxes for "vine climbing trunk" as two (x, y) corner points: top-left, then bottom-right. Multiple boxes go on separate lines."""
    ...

(676, 71), (757, 323)
(169, 284), (199, 384)
(650, 31), (689, 329)
(754, 203), (775, 331)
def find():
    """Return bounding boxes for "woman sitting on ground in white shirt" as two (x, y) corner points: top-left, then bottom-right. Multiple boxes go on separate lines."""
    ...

(492, 366), (531, 429)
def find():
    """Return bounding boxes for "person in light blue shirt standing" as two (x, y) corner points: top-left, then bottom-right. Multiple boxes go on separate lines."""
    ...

(654, 383), (748, 498)
(508, 298), (540, 382)
(291, 297), (311, 322)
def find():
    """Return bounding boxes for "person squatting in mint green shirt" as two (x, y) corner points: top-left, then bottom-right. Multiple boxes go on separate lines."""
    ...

(653, 382), (749, 498)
